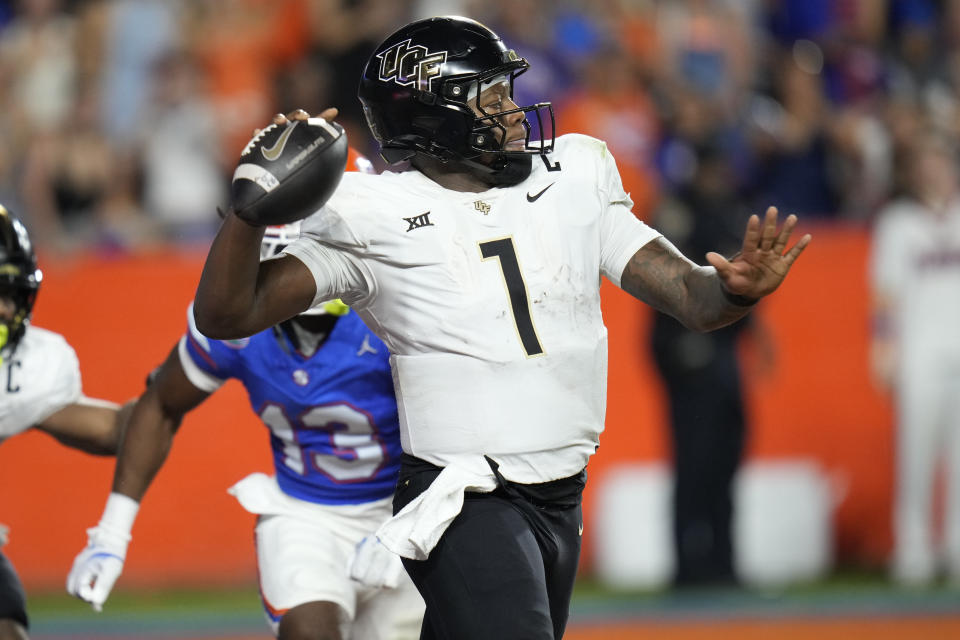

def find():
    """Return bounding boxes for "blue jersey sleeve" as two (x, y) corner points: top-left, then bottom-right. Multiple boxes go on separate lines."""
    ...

(178, 302), (243, 392)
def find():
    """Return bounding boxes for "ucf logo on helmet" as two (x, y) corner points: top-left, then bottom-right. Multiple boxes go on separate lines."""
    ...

(377, 39), (447, 90)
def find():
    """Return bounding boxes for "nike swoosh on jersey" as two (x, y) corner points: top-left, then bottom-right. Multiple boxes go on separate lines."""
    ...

(261, 122), (298, 161)
(526, 183), (555, 203)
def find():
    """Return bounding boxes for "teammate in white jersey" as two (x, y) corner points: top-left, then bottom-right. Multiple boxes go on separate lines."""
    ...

(870, 131), (960, 586)
(0, 205), (131, 640)
(67, 152), (423, 640)
(191, 16), (812, 640)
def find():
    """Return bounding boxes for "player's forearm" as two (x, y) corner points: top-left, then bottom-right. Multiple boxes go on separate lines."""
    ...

(110, 394), (181, 502)
(108, 399), (136, 454)
(194, 211), (266, 339)
(680, 266), (755, 331)
(35, 399), (128, 456)
(620, 239), (753, 332)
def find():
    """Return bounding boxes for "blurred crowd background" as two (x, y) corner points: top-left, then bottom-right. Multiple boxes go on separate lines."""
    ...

(0, 0), (954, 251)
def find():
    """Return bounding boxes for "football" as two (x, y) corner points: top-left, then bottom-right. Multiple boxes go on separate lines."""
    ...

(231, 117), (349, 226)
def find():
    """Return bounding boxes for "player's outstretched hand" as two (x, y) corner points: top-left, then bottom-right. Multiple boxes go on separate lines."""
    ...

(66, 524), (130, 612)
(705, 206), (812, 302)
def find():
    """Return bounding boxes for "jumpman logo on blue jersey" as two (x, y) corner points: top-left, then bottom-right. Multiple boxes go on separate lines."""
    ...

(357, 334), (378, 357)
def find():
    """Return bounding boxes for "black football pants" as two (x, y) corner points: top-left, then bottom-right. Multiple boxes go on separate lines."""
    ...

(0, 551), (28, 629)
(394, 454), (585, 640)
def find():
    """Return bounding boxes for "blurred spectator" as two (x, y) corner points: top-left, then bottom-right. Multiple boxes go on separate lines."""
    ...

(558, 42), (661, 220)
(818, 7), (887, 108)
(0, 0), (77, 138)
(869, 128), (960, 587)
(0, 0), (79, 212)
(650, 141), (774, 588)
(826, 104), (892, 220)
(748, 46), (841, 218)
(186, 0), (310, 166)
(137, 51), (226, 244)
(305, 0), (406, 164)
(84, 0), (182, 147)
(18, 81), (115, 250)
(484, 0), (577, 118)
(764, 0), (837, 45)
(606, 0), (663, 82)
(885, 0), (958, 133)
(0, 0), (14, 29)
(653, 0), (757, 119)
(656, 90), (754, 209)
(18, 78), (153, 252)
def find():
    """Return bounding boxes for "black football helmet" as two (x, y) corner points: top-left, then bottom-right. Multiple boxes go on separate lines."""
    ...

(0, 205), (42, 358)
(358, 16), (555, 185)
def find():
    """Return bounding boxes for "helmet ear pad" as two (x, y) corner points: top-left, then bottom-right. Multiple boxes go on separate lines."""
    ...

(373, 90), (475, 164)
(400, 86), (534, 186)
(410, 106), (473, 158)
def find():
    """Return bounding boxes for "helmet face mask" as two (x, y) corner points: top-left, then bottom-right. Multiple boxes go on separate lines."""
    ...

(0, 206), (42, 358)
(359, 16), (555, 185)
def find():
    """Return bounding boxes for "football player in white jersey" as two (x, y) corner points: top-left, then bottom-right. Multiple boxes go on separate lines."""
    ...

(0, 205), (131, 640)
(870, 131), (960, 587)
(191, 16), (812, 640)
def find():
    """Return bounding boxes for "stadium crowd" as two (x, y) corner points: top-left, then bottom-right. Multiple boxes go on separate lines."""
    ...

(0, 0), (953, 251)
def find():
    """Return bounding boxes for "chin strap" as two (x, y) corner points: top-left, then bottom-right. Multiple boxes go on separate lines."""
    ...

(485, 153), (534, 186)
(453, 153), (534, 187)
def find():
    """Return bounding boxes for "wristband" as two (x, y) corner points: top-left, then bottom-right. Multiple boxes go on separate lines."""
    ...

(720, 284), (758, 307)
(99, 492), (140, 536)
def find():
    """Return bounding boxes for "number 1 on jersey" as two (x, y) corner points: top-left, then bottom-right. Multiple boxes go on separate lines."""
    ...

(479, 237), (544, 356)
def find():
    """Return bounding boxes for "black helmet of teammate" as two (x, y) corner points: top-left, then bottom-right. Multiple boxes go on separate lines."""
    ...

(0, 205), (42, 357)
(358, 15), (554, 185)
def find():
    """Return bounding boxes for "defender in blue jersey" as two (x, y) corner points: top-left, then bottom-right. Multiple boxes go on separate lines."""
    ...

(67, 221), (423, 640)
(181, 296), (402, 506)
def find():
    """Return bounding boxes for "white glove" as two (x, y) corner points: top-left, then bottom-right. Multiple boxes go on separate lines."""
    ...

(66, 493), (139, 612)
(348, 535), (404, 589)
(66, 524), (130, 612)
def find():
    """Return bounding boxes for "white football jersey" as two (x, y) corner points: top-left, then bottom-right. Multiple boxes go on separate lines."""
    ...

(870, 197), (960, 356)
(0, 326), (82, 440)
(285, 134), (660, 482)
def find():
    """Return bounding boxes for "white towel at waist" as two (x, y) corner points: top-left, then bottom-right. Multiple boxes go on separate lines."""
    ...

(375, 461), (498, 560)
